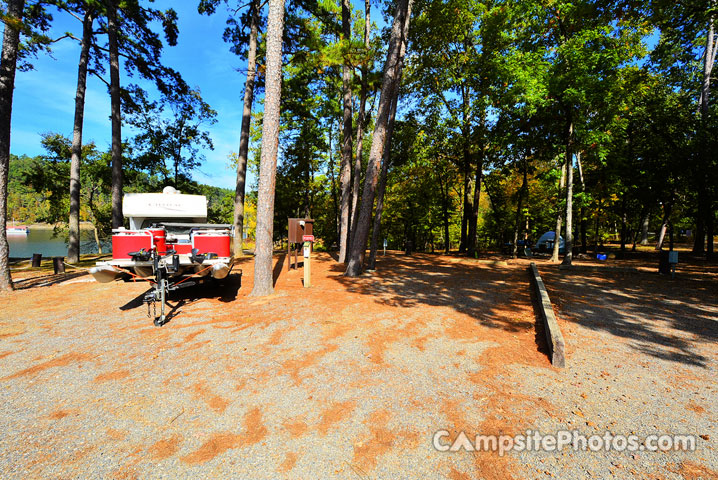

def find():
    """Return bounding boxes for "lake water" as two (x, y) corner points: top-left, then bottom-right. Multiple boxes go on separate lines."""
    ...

(7, 228), (112, 259)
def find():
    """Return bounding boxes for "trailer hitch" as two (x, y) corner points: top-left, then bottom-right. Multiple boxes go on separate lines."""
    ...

(143, 250), (181, 326)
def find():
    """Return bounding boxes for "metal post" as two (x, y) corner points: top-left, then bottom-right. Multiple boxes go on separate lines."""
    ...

(159, 278), (166, 324)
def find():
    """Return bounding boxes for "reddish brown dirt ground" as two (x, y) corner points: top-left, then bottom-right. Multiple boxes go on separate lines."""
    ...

(0, 251), (715, 479)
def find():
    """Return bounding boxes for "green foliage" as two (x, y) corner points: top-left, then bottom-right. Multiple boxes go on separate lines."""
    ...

(0, 0), (54, 72)
(123, 81), (217, 185)
(9, 0), (717, 255)
(8, 135), (233, 236)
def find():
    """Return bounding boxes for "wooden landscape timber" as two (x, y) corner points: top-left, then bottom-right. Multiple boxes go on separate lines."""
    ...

(529, 262), (566, 367)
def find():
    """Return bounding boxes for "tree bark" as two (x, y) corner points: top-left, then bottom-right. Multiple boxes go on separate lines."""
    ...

(458, 86), (471, 254)
(640, 210), (650, 245)
(345, 0), (412, 276)
(349, 0), (371, 253)
(232, 0), (260, 257)
(698, 6), (715, 119)
(0, 0), (24, 291)
(575, 151), (587, 253)
(108, 1), (123, 229)
(68, 9), (94, 264)
(707, 210), (714, 259)
(594, 198), (602, 253)
(250, 0), (286, 296)
(561, 133), (575, 266)
(337, 0), (353, 263)
(694, 9), (716, 255)
(459, 170), (469, 252)
(656, 203), (672, 251)
(367, 92), (398, 271)
(512, 156), (528, 259)
(440, 176), (450, 253)
(619, 196), (628, 254)
(693, 213), (705, 253)
(550, 157), (567, 263)
(580, 209), (587, 253)
(329, 121), (339, 246)
(467, 138), (484, 257)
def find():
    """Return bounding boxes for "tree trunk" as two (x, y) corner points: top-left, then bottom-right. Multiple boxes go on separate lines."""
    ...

(367, 92), (398, 271)
(698, 5), (716, 119)
(550, 158), (567, 263)
(442, 179), (450, 253)
(656, 203), (671, 251)
(693, 213), (705, 253)
(561, 122), (575, 265)
(707, 210), (714, 259)
(337, 0), (353, 263)
(512, 156), (528, 259)
(68, 10), (94, 264)
(345, 0), (412, 276)
(640, 210), (650, 245)
(0, 0), (24, 291)
(108, 1), (123, 229)
(349, 0), (370, 253)
(594, 202), (601, 253)
(459, 170), (469, 253)
(619, 197), (628, 254)
(694, 9), (716, 254)
(467, 145), (484, 257)
(656, 222), (667, 251)
(250, 0), (286, 297)
(575, 151), (587, 253)
(232, 0), (260, 257)
(93, 224), (102, 255)
(329, 122), (339, 246)
(458, 91), (471, 254)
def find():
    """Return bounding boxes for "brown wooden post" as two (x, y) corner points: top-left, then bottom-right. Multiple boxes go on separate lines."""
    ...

(53, 257), (65, 274)
(31, 253), (42, 268)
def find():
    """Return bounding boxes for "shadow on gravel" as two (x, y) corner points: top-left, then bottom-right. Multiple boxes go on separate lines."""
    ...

(273, 253), (287, 286)
(13, 271), (88, 290)
(119, 273), (243, 322)
(333, 253), (536, 335)
(541, 268), (718, 368)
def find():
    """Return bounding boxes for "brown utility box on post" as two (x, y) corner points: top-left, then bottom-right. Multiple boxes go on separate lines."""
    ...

(288, 218), (314, 270)
(288, 218), (314, 243)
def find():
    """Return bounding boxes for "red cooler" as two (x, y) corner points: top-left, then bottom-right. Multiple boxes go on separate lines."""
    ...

(147, 228), (166, 253)
(193, 233), (231, 257)
(112, 231), (153, 259)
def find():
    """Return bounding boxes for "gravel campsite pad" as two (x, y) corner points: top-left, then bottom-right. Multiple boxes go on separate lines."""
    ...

(0, 252), (716, 479)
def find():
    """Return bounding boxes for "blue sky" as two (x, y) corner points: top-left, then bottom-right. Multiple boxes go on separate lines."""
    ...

(11, 1), (251, 189)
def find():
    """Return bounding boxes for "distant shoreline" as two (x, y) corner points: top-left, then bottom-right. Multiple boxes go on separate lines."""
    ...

(7, 222), (98, 230)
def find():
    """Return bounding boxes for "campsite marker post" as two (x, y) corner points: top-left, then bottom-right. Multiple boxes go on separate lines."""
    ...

(303, 235), (314, 288)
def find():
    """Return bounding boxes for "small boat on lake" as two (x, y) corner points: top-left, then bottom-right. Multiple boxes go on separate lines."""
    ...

(6, 226), (29, 235)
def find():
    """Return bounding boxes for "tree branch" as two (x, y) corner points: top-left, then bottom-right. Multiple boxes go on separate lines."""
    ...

(231, 0), (254, 15)
(50, 33), (75, 44)
(91, 70), (110, 88)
